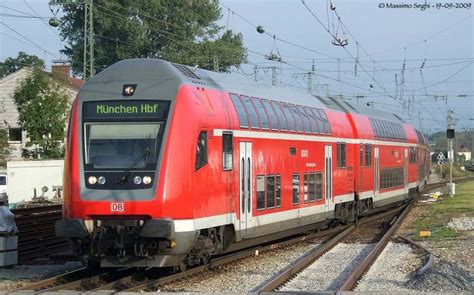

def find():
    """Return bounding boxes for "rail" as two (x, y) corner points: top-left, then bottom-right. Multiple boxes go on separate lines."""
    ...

(12, 204), (70, 262)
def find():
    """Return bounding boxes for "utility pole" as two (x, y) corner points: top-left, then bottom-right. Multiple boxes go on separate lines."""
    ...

(256, 66), (278, 86)
(213, 56), (219, 72)
(50, 0), (94, 80)
(447, 109), (455, 196)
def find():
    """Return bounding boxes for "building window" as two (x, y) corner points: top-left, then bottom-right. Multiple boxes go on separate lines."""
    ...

(195, 131), (207, 170)
(222, 132), (233, 170)
(365, 144), (372, 166)
(292, 174), (300, 205)
(256, 175), (265, 210)
(8, 128), (22, 142)
(337, 143), (346, 168)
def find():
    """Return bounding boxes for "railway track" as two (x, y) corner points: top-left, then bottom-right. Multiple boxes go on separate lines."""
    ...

(252, 177), (473, 293)
(16, 177), (473, 293)
(12, 204), (70, 262)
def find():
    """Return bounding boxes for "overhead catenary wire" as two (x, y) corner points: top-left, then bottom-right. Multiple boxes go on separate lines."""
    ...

(300, 0), (396, 100)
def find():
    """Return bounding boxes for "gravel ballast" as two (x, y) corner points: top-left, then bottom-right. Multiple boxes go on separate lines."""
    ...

(356, 242), (422, 291)
(152, 241), (320, 293)
(280, 243), (375, 292)
(447, 217), (474, 231)
(0, 262), (81, 291)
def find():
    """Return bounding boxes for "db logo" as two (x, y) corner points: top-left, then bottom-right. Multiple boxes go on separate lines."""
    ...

(111, 202), (125, 212)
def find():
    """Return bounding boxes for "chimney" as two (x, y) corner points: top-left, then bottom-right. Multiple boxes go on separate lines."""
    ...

(51, 60), (71, 82)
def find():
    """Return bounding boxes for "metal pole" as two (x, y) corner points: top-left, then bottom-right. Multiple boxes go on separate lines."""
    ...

(271, 66), (276, 86)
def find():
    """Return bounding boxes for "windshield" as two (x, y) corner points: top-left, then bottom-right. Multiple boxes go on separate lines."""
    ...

(84, 122), (162, 169)
(0, 176), (5, 185)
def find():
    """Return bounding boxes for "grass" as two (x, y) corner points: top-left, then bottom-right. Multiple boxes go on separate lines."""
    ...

(411, 180), (474, 240)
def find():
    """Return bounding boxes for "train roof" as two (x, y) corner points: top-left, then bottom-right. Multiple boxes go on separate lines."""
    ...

(81, 58), (406, 123)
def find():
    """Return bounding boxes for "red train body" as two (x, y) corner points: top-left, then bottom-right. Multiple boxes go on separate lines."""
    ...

(57, 59), (430, 268)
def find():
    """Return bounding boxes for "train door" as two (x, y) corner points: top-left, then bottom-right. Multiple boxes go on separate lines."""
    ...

(239, 142), (254, 238)
(374, 147), (379, 195)
(404, 148), (409, 192)
(324, 145), (333, 211)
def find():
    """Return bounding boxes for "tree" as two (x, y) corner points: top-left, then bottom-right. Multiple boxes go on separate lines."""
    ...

(0, 52), (45, 79)
(13, 68), (70, 159)
(0, 127), (8, 167)
(59, 0), (247, 76)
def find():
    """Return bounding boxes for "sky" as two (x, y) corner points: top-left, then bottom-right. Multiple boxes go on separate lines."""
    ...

(0, 0), (473, 134)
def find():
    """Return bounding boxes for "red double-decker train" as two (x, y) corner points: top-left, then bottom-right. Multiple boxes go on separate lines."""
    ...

(57, 59), (430, 268)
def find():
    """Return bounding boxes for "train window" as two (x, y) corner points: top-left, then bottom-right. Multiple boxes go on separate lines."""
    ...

(310, 108), (324, 134)
(317, 109), (331, 134)
(229, 94), (249, 129)
(380, 168), (404, 189)
(240, 95), (260, 129)
(262, 99), (279, 131)
(316, 172), (323, 200)
(337, 143), (346, 168)
(292, 174), (300, 205)
(289, 105), (305, 133)
(281, 103), (297, 132)
(308, 173), (316, 201)
(222, 132), (233, 170)
(365, 143), (372, 166)
(304, 172), (316, 202)
(390, 122), (396, 139)
(253, 97), (270, 130)
(276, 175), (281, 207)
(303, 106), (319, 134)
(195, 131), (208, 171)
(359, 144), (364, 167)
(374, 119), (380, 138)
(290, 147), (296, 156)
(256, 175), (265, 210)
(272, 101), (288, 131)
(267, 175), (275, 208)
(409, 147), (416, 163)
(303, 173), (309, 202)
(296, 106), (311, 133)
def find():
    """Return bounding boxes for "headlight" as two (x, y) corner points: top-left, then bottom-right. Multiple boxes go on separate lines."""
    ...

(133, 176), (142, 185)
(88, 176), (97, 185)
(143, 176), (152, 185)
(98, 176), (106, 185)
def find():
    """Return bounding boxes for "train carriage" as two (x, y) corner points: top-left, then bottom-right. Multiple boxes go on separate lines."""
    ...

(57, 59), (430, 268)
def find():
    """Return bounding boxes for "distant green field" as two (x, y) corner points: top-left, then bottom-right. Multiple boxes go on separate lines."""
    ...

(412, 180), (474, 240)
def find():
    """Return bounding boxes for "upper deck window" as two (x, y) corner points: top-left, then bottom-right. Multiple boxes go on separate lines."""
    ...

(253, 97), (270, 130)
(303, 106), (319, 134)
(289, 105), (305, 132)
(241, 95), (260, 129)
(296, 106), (311, 133)
(281, 103), (296, 132)
(261, 99), (279, 131)
(229, 94), (249, 129)
(273, 102), (288, 131)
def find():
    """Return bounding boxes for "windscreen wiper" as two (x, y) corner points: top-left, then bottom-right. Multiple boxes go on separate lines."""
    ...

(116, 135), (152, 184)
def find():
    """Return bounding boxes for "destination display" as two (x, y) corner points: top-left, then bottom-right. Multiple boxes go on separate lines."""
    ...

(83, 100), (170, 120)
